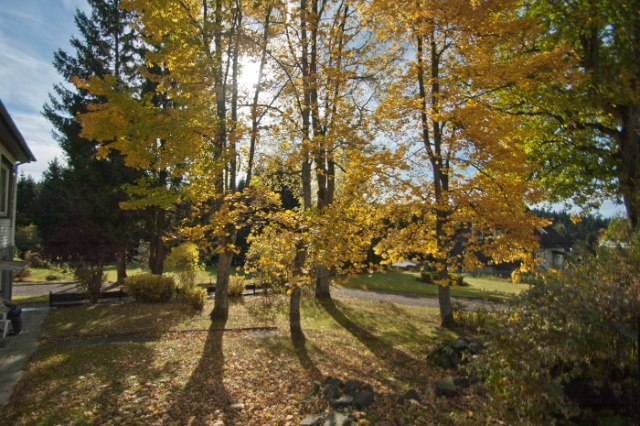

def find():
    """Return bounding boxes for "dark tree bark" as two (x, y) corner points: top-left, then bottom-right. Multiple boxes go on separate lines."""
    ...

(116, 245), (127, 284)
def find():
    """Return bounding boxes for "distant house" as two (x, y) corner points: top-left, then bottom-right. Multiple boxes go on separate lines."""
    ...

(533, 226), (572, 270)
(0, 100), (36, 299)
(472, 225), (572, 276)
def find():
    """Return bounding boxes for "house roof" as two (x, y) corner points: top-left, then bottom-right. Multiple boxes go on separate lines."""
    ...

(536, 226), (572, 249)
(0, 100), (36, 164)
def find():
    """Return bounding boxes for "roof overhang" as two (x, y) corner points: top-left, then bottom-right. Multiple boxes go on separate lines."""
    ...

(0, 100), (36, 164)
(0, 260), (30, 271)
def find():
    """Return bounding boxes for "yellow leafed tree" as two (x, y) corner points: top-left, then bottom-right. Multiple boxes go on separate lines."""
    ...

(363, 0), (561, 326)
(74, 0), (277, 322)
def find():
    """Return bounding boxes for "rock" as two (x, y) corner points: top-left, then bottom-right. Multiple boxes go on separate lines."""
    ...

(324, 376), (344, 388)
(323, 382), (342, 401)
(398, 389), (420, 403)
(343, 379), (365, 396)
(300, 415), (322, 426)
(230, 403), (245, 410)
(213, 421), (224, 426)
(353, 388), (375, 409)
(434, 376), (458, 397)
(324, 411), (351, 426)
(450, 338), (468, 350)
(439, 351), (456, 370)
(453, 377), (470, 389)
(468, 341), (484, 354)
(330, 394), (354, 409)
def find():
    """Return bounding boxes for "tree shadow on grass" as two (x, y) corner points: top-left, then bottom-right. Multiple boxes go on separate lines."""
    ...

(164, 318), (238, 425)
(291, 331), (323, 382)
(319, 298), (446, 384)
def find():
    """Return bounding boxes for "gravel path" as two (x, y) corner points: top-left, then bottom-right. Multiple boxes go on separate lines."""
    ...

(13, 281), (502, 311)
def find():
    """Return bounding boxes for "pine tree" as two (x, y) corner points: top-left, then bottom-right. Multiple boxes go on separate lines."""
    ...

(43, 0), (145, 282)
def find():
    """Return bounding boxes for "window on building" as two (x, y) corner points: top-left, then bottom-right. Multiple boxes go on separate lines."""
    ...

(0, 161), (10, 217)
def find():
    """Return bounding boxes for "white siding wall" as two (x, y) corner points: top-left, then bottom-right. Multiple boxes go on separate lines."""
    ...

(0, 218), (10, 251)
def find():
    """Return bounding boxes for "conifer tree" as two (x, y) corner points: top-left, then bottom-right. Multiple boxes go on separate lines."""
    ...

(43, 0), (145, 282)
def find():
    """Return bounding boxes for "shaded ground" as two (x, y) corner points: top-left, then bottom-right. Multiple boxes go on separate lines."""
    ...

(1, 297), (480, 425)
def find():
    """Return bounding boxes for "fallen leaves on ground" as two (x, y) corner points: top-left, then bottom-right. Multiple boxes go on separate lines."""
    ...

(1, 296), (493, 425)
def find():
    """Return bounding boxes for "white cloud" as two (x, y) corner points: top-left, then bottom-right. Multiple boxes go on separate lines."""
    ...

(0, 0), (86, 181)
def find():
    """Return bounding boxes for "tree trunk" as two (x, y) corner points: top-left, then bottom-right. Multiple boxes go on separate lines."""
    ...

(246, 7), (271, 188)
(290, 285), (303, 339)
(314, 264), (331, 299)
(617, 105), (640, 231)
(437, 284), (454, 328)
(211, 236), (235, 322)
(290, 239), (306, 338)
(91, 260), (105, 304)
(116, 244), (127, 285)
(148, 208), (166, 275)
(211, 251), (232, 322)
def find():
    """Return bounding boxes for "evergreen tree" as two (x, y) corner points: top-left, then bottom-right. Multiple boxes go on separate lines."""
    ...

(32, 160), (69, 247)
(42, 0), (145, 282)
(532, 209), (610, 251)
(16, 172), (38, 228)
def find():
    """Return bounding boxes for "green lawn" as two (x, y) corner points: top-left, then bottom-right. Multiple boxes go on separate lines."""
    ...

(20, 262), (525, 302)
(340, 270), (528, 301)
(102, 263), (248, 284)
(16, 266), (75, 283)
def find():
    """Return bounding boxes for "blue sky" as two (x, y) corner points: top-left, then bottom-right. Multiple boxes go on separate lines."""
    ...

(0, 0), (89, 181)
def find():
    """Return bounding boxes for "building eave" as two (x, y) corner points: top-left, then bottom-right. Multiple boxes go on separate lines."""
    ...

(0, 100), (36, 164)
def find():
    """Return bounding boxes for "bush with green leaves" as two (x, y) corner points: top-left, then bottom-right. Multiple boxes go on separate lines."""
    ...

(228, 275), (247, 297)
(12, 268), (30, 282)
(125, 274), (175, 303)
(471, 237), (640, 424)
(74, 265), (106, 303)
(511, 269), (544, 286)
(15, 224), (41, 257)
(165, 242), (202, 288)
(182, 285), (206, 311)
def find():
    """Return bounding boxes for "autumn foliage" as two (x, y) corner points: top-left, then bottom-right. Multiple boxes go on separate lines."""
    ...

(473, 240), (640, 423)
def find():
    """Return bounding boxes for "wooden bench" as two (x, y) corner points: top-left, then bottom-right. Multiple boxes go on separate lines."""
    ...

(205, 283), (269, 296)
(49, 290), (127, 307)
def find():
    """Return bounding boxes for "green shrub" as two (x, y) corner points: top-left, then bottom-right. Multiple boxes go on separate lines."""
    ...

(471, 238), (640, 424)
(420, 271), (467, 286)
(182, 285), (206, 311)
(12, 268), (30, 282)
(45, 274), (59, 281)
(165, 242), (202, 288)
(512, 269), (544, 286)
(74, 266), (106, 304)
(228, 275), (246, 297)
(25, 251), (49, 268)
(125, 273), (175, 303)
(15, 224), (41, 257)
